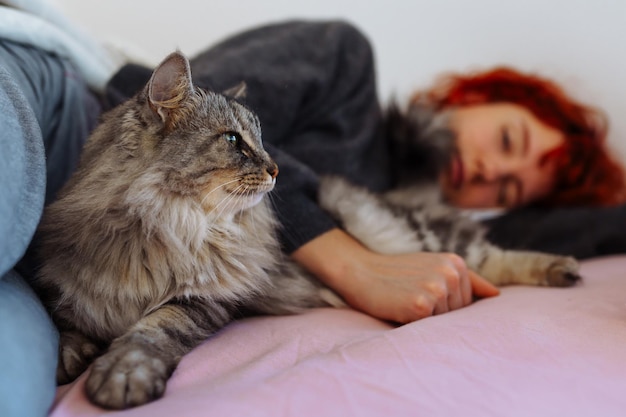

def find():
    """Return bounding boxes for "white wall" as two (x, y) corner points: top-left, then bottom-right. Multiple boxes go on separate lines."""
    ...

(54, 0), (626, 160)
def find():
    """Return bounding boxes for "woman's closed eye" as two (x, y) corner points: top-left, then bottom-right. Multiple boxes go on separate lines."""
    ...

(501, 121), (530, 158)
(501, 126), (512, 153)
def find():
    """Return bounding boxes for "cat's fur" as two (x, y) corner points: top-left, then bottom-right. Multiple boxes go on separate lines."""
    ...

(35, 52), (579, 410)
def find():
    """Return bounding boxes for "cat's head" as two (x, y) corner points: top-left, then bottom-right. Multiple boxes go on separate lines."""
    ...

(112, 52), (278, 214)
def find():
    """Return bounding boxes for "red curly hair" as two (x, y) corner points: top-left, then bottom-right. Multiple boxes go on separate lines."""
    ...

(410, 67), (626, 207)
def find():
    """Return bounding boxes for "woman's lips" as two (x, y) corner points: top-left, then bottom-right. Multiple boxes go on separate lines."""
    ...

(450, 153), (464, 189)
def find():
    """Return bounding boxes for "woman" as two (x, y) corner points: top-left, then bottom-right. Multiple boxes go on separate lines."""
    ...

(103, 20), (626, 325)
(288, 60), (626, 325)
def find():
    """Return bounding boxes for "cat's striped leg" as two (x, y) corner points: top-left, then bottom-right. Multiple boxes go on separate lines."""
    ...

(85, 297), (234, 409)
(472, 244), (581, 287)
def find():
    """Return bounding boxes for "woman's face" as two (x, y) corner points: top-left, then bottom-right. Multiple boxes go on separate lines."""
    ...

(439, 103), (565, 209)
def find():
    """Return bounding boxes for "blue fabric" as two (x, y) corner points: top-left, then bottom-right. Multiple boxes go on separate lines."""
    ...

(0, 56), (45, 275)
(0, 47), (64, 417)
(0, 40), (100, 205)
(0, 271), (58, 417)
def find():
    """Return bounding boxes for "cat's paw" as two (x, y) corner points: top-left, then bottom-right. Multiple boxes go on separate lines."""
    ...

(57, 330), (101, 385)
(545, 256), (581, 287)
(85, 344), (169, 409)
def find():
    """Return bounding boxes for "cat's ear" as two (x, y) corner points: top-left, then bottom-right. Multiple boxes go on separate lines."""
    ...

(222, 81), (247, 100)
(147, 51), (194, 127)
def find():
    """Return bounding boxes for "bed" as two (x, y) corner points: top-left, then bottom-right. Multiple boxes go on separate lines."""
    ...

(50, 255), (626, 417)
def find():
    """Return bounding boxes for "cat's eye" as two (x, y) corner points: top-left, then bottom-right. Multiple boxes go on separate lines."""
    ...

(223, 132), (241, 145)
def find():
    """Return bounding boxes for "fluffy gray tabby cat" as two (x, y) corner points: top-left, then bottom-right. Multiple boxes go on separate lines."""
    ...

(319, 178), (579, 288)
(35, 52), (579, 410)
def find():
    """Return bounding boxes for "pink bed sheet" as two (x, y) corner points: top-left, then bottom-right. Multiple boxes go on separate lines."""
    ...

(50, 255), (626, 417)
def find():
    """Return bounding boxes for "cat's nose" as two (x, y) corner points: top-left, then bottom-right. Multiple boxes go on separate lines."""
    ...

(267, 163), (279, 179)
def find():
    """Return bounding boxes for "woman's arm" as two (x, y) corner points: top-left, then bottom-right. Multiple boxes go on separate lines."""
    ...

(292, 228), (500, 324)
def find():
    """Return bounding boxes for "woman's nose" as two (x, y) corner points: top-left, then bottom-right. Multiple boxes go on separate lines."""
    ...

(474, 159), (502, 183)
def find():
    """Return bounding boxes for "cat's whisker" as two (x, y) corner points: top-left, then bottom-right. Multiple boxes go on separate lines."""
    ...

(266, 190), (278, 209)
(210, 183), (246, 219)
(237, 186), (254, 250)
(200, 178), (242, 207)
(223, 186), (249, 219)
(209, 192), (238, 218)
(248, 184), (264, 235)
(207, 183), (244, 214)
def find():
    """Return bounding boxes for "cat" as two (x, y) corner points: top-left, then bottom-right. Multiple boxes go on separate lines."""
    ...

(35, 51), (334, 410)
(34, 51), (579, 410)
(318, 177), (580, 288)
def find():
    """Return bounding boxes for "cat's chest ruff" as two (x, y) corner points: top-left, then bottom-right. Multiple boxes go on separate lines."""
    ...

(171, 211), (278, 300)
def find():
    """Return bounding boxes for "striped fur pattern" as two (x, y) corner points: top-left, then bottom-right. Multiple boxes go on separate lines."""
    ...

(35, 52), (332, 409)
(318, 176), (581, 288)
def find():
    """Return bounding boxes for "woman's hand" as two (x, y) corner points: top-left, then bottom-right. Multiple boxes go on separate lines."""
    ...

(292, 228), (500, 324)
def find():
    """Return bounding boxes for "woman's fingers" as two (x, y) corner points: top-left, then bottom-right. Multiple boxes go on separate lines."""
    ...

(435, 256), (499, 315)
(468, 270), (500, 298)
(443, 254), (472, 309)
(431, 254), (469, 314)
